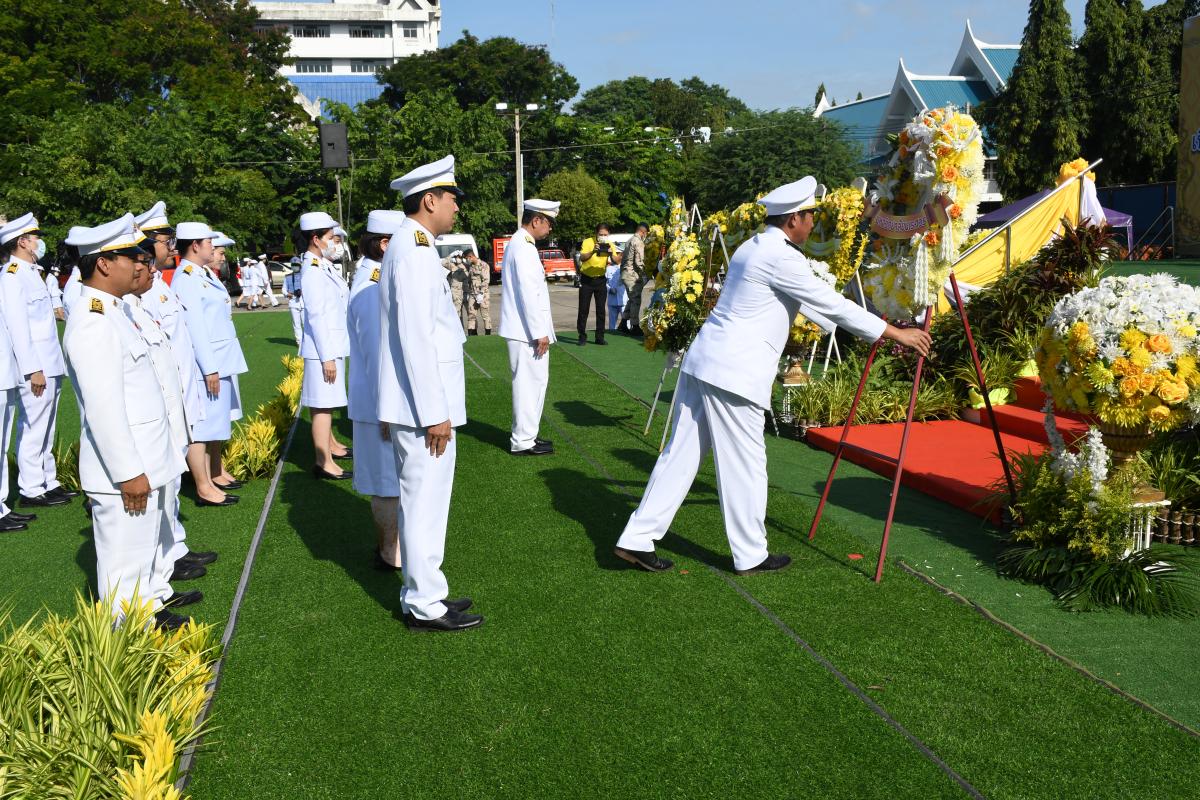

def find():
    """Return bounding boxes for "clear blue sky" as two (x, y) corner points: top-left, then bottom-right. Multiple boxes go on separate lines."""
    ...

(441, 0), (1093, 110)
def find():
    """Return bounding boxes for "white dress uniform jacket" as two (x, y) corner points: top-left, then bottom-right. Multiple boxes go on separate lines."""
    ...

(284, 268), (303, 344)
(377, 219), (467, 429)
(498, 231), (555, 344)
(171, 260), (248, 379)
(299, 251), (350, 362)
(347, 257), (397, 497)
(64, 288), (186, 494)
(45, 272), (64, 313)
(0, 313), (20, 517)
(62, 266), (83, 317)
(682, 226), (886, 410)
(143, 272), (205, 429)
(0, 256), (66, 379)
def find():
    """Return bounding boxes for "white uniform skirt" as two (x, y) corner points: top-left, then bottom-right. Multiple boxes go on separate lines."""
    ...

(301, 357), (347, 409)
(193, 375), (243, 442)
(352, 420), (399, 497)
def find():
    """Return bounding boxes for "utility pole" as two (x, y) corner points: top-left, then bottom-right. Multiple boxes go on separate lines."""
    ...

(496, 102), (540, 225)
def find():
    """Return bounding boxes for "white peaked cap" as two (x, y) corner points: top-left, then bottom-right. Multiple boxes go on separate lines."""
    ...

(212, 232), (235, 247)
(63, 213), (146, 257)
(0, 212), (39, 245)
(757, 176), (822, 216)
(523, 199), (561, 218)
(366, 209), (407, 235)
(134, 201), (171, 232)
(389, 154), (464, 199)
(176, 221), (217, 240)
(299, 211), (338, 231)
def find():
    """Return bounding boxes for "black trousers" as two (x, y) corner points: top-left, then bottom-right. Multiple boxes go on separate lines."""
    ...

(577, 274), (607, 340)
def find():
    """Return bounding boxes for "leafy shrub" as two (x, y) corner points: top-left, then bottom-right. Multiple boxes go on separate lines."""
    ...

(0, 595), (219, 797)
(53, 438), (81, 493)
(221, 354), (302, 481)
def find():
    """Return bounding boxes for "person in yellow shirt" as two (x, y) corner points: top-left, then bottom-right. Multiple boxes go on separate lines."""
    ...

(576, 223), (618, 345)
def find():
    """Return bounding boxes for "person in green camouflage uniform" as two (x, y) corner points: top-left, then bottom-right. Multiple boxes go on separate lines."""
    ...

(465, 253), (492, 335)
(441, 252), (470, 332)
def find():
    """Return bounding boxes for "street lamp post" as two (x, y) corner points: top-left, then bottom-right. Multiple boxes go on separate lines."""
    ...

(496, 102), (540, 224)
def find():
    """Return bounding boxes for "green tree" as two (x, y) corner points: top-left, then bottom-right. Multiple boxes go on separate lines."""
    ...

(979, 0), (1085, 198)
(686, 110), (859, 213)
(1078, 0), (1126, 164)
(573, 76), (747, 131)
(328, 90), (511, 244)
(814, 83), (827, 107)
(379, 31), (578, 113)
(536, 167), (618, 250)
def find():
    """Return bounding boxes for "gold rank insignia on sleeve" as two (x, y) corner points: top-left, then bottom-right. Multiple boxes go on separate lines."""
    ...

(182, 265), (193, 275)
(89, 298), (104, 314)
(414, 231), (430, 247)
(159, 294), (168, 303)
(525, 235), (534, 244)
(370, 267), (381, 283)
(5, 263), (17, 274)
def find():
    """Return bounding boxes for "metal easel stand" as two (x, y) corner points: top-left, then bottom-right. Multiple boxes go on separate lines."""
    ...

(805, 272), (1016, 582)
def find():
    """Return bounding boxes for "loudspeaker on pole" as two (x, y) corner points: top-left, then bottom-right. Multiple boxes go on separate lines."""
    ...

(318, 122), (350, 170)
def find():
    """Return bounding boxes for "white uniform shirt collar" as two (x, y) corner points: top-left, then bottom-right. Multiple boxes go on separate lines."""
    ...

(80, 285), (124, 308)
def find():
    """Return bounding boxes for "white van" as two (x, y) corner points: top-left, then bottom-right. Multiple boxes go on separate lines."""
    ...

(434, 233), (480, 260)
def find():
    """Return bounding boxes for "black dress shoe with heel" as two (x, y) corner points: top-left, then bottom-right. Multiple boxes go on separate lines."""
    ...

(312, 465), (352, 481)
(734, 553), (792, 576)
(196, 494), (239, 507)
(213, 479), (245, 491)
(333, 449), (354, 461)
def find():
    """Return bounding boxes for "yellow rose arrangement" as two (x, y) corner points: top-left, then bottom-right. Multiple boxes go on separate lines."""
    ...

(861, 105), (986, 320)
(643, 198), (716, 353)
(1037, 274), (1200, 432)
(801, 186), (869, 289)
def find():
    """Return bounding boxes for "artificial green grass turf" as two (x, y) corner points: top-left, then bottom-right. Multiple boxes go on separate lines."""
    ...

(1103, 259), (1200, 285)
(189, 336), (1200, 799)
(0, 311), (297, 627)
(569, 332), (1200, 731)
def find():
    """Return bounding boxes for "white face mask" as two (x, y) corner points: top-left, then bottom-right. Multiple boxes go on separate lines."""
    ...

(321, 243), (340, 261)
(330, 242), (346, 260)
(35, 239), (46, 260)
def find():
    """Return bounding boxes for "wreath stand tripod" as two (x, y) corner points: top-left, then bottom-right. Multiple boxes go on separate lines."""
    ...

(806, 271), (1017, 582)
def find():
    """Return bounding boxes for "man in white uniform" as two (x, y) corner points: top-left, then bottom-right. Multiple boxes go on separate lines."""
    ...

(257, 254), (279, 307)
(499, 199), (559, 457)
(349, 209), (406, 569)
(614, 177), (932, 575)
(0, 309), (34, 531)
(63, 215), (189, 629)
(134, 201), (217, 581)
(0, 213), (77, 508)
(378, 155), (480, 632)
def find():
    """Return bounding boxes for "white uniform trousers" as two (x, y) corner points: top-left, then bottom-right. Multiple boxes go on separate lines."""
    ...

(0, 388), (16, 516)
(15, 377), (61, 497)
(507, 339), (549, 452)
(160, 468), (191, 596)
(616, 373), (770, 571)
(391, 425), (456, 621)
(289, 302), (303, 345)
(93, 485), (176, 618)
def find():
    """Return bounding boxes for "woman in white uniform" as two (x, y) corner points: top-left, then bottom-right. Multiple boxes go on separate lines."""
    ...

(296, 212), (351, 480)
(348, 210), (405, 567)
(171, 222), (248, 506)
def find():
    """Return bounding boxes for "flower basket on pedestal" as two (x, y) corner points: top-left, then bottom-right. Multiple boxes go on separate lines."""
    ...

(1095, 420), (1156, 468)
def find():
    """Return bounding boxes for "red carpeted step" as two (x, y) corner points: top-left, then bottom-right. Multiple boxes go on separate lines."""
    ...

(806, 420), (1046, 522)
(964, 403), (1090, 446)
(1013, 376), (1047, 409)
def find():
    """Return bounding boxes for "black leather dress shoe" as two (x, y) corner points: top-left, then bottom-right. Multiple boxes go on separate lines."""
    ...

(213, 479), (245, 491)
(48, 487), (80, 500)
(171, 563), (207, 582)
(0, 515), (29, 533)
(444, 597), (473, 613)
(535, 437), (553, 447)
(154, 609), (191, 630)
(19, 492), (70, 507)
(595, 338), (609, 345)
(614, 546), (674, 572)
(196, 494), (239, 507)
(576, 336), (586, 346)
(312, 465), (352, 481)
(6, 511), (36, 522)
(734, 553), (792, 576)
(333, 449), (354, 460)
(403, 608), (483, 632)
(164, 590), (204, 608)
(512, 441), (554, 456)
(179, 550), (218, 566)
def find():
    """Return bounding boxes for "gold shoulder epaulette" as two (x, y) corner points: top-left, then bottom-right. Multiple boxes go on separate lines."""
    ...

(414, 230), (430, 247)
(5, 262), (17, 274)
(89, 298), (104, 314)
(370, 267), (381, 283)
(182, 265), (193, 275)
(525, 235), (534, 244)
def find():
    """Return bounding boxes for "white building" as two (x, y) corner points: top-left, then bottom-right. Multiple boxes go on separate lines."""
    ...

(252, 0), (442, 118)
